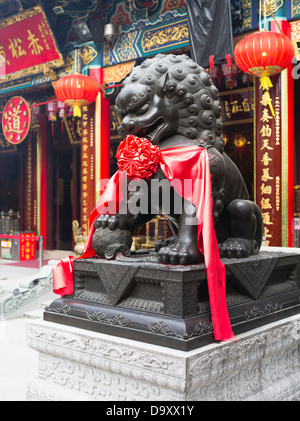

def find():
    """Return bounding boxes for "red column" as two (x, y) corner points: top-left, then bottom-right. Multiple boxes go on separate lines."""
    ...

(38, 115), (48, 249)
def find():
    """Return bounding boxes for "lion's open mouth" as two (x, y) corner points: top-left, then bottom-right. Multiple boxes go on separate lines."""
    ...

(139, 117), (165, 144)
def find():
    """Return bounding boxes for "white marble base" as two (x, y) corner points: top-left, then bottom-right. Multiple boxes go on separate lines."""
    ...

(26, 314), (300, 401)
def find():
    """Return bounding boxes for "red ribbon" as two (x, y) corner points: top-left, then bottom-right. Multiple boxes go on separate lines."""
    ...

(53, 142), (236, 342)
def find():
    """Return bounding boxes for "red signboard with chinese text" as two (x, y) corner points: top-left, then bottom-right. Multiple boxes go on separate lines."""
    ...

(0, 233), (36, 261)
(0, 6), (64, 83)
(2, 96), (31, 144)
(19, 232), (36, 261)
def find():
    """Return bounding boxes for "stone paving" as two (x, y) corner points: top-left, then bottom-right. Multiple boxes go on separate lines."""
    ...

(0, 254), (64, 401)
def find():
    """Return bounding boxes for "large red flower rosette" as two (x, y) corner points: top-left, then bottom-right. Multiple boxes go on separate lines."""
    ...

(116, 135), (160, 180)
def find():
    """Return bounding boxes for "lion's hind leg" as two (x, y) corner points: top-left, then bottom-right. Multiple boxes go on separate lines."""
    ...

(219, 199), (263, 259)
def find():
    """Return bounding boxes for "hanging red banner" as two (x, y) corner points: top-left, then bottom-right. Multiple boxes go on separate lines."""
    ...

(81, 103), (96, 236)
(255, 75), (282, 247)
(0, 6), (64, 82)
(2, 96), (31, 144)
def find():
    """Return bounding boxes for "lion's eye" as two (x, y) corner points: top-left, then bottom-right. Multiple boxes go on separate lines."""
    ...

(136, 103), (150, 115)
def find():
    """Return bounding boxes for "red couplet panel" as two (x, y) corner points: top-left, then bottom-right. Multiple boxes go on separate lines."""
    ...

(19, 233), (36, 261)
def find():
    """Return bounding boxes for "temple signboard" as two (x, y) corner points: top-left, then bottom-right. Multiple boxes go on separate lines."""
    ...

(81, 103), (96, 236)
(0, 6), (64, 83)
(255, 74), (283, 247)
(219, 87), (254, 124)
(2, 96), (31, 144)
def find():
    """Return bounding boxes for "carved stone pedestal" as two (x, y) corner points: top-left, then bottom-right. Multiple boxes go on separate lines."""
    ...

(44, 249), (300, 351)
(26, 315), (300, 401)
(31, 248), (300, 400)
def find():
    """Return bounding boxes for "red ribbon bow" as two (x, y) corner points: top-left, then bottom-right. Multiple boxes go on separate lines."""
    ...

(116, 135), (160, 180)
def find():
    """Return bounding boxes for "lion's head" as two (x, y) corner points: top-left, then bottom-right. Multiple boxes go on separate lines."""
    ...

(115, 54), (225, 152)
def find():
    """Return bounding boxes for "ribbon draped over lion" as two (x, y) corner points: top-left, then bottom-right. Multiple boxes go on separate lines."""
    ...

(92, 54), (263, 265)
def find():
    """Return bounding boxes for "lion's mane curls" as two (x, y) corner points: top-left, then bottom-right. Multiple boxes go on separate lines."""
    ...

(119, 54), (225, 153)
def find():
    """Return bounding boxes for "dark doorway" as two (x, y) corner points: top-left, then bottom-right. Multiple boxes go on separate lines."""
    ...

(0, 153), (20, 213)
(223, 123), (254, 201)
(52, 147), (81, 251)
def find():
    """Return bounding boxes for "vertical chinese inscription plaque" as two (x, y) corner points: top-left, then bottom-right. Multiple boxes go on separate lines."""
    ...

(81, 103), (96, 236)
(255, 75), (282, 246)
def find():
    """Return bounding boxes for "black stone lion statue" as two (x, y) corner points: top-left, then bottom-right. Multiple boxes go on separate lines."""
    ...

(92, 53), (263, 265)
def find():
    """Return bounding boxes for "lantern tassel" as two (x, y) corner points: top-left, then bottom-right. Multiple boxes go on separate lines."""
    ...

(260, 76), (275, 117)
(73, 106), (82, 118)
(260, 76), (273, 90)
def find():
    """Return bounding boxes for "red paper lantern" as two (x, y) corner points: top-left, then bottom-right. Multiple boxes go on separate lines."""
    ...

(57, 101), (68, 119)
(234, 30), (294, 116)
(206, 67), (218, 85)
(234, 30), (294, 87)
(54, 74), (100, 118)
(47, 101), (57, 122)
(221, 63), (238, 89)
(31, 105), (41, 126)
(57, 101), (69, 133)
(47, 101), (58, 136)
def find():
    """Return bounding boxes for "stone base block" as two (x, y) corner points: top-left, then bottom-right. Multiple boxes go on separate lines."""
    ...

(26, 314), (300, 401)
(44, 250), (300, 351)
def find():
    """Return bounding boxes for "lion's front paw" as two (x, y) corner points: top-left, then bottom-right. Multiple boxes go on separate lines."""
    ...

(94, 214), (136, 233)
(92, 227), (132, 259)
(157, 241), (204, 265)
(219, 238), (259, 259)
